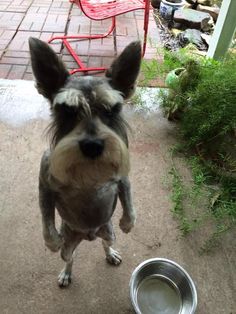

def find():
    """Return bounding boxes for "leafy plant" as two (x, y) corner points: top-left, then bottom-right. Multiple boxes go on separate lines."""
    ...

(158, 51), (236, 173)
(141, 47), (194, 83)
(143, 47), (236, 251)
(181, 56), (236, 151)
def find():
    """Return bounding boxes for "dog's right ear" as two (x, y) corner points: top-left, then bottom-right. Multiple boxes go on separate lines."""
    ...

(29, 37), (69, 101)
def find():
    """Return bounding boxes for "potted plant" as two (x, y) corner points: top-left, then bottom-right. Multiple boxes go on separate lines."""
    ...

(160, 0), (185, 20)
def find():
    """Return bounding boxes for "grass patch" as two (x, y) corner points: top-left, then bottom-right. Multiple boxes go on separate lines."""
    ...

(169, 151), (235, 253)
(169, 164), (193, 236)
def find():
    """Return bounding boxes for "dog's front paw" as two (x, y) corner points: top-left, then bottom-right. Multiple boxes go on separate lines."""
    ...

(106, 248), (122, 266)
(58, 268), (72, 287)
(119, 214), (136, 233)
(44, 229), (63, 252)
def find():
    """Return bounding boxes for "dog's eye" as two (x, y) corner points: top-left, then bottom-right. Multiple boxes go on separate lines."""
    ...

(54, 103), (78, 116)
(104, 103), (122, 117)
(112, 102), (122, 114)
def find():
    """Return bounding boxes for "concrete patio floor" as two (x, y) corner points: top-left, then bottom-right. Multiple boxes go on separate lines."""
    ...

(0, 0), (159, 80)
(0, 1), (235, 313)
(0, 80), (235, 313)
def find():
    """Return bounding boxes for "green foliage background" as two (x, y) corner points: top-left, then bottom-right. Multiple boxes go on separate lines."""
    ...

(141, 49), (236, 251)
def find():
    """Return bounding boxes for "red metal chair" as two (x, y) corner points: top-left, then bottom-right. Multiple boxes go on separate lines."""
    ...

(48, 0), (151, 74)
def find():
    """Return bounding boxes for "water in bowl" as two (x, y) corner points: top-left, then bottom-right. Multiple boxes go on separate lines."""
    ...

(137, 275), (182, 314)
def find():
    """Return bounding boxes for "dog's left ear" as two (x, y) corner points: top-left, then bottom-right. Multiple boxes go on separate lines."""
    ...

(106, 41), (142, 99)
(29, 37), (69, 101)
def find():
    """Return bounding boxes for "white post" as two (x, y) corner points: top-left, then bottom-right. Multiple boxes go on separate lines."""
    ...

(207, 0), (236, 59)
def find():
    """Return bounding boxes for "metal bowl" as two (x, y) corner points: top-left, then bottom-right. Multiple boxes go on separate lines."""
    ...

(130, 258), (197, 314)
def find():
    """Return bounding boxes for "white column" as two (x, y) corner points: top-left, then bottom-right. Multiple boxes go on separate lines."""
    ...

(207, 0), (236, 59)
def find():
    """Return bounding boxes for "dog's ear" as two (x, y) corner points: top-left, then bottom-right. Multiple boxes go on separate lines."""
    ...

(106, 41), (142, 99)
(29, 37), (69, 101)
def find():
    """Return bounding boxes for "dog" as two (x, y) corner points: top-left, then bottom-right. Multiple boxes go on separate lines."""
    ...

(29, 37), (141, 287)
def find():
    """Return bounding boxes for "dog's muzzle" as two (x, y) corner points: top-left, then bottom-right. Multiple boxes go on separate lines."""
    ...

(79, 138), (104, 159)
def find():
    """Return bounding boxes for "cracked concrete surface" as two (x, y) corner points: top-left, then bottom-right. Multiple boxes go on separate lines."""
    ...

(0, 81), (235, 314)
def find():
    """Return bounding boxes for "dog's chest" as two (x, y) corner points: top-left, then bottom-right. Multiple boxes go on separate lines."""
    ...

(55, 181), (118, 231)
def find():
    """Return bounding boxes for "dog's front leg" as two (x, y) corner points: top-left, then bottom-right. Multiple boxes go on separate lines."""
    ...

(97, 222), (122, 265)
(39, 183), (63, 252)
(118, 176), (136, 233)
(39, 151), (63, 252)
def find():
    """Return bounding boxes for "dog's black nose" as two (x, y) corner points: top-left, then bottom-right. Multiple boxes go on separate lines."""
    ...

(79, 138), (104, 159)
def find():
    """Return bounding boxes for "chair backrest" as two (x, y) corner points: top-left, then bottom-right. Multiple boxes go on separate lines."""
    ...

(74, 0), (150, 21)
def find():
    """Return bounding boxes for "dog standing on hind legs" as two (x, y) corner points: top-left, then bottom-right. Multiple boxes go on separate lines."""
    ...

(29, 37), (141, 287)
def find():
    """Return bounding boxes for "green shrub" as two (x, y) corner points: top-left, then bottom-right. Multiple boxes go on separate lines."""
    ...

(159, 52), (236, 174)
(142, 49), (236, 251)
(181, 56), (236, 150)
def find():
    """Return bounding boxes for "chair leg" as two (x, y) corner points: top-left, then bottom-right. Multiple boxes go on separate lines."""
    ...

(113, 17), (117, 56)
(142, 0), (151, 57)
(142, 24), (148, 57)
(48, 17), (116, 74)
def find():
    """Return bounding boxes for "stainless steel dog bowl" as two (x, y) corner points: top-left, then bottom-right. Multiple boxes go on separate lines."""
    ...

(130, 258), (197, 314)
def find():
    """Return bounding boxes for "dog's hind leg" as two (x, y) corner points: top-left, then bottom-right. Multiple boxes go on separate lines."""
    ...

(58, 222), (82, 287)
(97, 222), (122, 266)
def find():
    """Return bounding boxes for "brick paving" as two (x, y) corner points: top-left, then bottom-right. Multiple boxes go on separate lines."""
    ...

(0, 0), (160, 80)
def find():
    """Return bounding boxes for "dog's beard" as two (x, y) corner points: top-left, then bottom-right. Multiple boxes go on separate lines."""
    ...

(49, 128), (130, 188)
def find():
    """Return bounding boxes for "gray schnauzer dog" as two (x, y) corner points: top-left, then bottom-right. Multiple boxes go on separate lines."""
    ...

(29, 37), (141, 287)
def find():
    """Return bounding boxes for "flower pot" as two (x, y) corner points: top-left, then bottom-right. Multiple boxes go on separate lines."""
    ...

(160, 0), (185, 20)
(165, 67), (186, 88)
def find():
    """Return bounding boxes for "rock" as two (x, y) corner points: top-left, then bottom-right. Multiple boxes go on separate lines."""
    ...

(151, 0), (161, 9)
(197, 0), (212, 5)
(184, 2), (194, 9)
(170, 20), (183, 29)
(174, 8), (213, 31)
(185, 0), (198, 4)
(177, 28), (207, 50)
(201, 33), (212, 46)
(166, 0), (184, 3)
(171, 28), (182, 37)
(197, 4), (220, 21)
